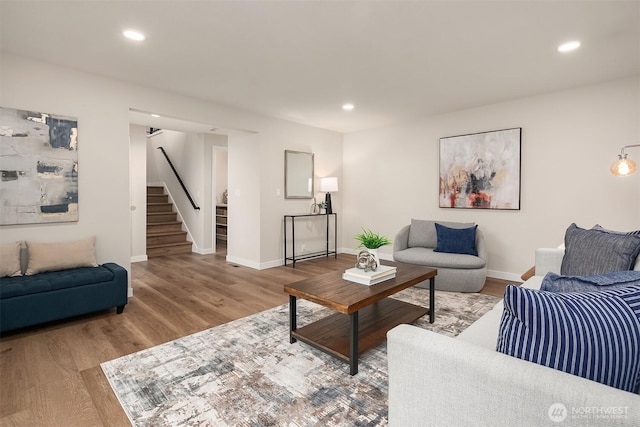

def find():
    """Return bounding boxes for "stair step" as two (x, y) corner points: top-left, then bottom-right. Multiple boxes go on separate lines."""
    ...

(147, 194), (169, 203)
(145, 186), (192, 258)
(147, 202), (173, 213)
(147, 186), (165, 195)
(147, 241), (192, 257)
(147, 212), (177, 223)
(147, 230), (187, 237)
(147, 221), (183, 233)
(147, 231), (188, 245)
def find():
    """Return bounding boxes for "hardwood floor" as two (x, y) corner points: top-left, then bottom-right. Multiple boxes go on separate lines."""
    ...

(0, 248), (514, 426)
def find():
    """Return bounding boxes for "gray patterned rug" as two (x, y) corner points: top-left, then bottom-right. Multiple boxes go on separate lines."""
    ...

(101, 287), (500, 426)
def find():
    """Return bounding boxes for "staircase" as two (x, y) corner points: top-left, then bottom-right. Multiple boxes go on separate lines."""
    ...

(147, 186), (192, 257)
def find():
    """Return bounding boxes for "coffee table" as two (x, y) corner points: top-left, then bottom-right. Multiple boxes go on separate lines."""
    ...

(284, 261), (436, 375)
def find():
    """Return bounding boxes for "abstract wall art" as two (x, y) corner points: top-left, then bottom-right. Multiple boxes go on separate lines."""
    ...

(0, 107), (78, 224)
(439, 128), (521, 210)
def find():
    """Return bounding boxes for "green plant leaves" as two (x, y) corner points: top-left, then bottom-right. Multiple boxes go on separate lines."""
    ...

(354, 227), (392, 249)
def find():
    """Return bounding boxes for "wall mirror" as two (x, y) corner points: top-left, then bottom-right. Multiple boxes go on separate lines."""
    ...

(285, 150), (314, 199)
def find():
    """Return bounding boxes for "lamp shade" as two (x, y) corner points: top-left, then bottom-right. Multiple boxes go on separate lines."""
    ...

(320, 177), (339, 192)
(611, 144), (640, 176)
(611, 155), (637, 176)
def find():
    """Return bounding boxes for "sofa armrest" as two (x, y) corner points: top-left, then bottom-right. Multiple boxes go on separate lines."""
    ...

(393, 225), (410, 253)
(534, 247), (564, 276)
(387, 324), (640, 427)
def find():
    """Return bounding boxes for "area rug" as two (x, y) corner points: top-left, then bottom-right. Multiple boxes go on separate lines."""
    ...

(101, 288), (500, 427)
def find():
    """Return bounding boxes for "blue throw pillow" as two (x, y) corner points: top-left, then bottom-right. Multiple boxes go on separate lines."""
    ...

(541, 271), (640, 293)
(592, 224), (640, 236)
(433, 223), (478, 256)
(560, 223), (640, 276)
(497, 284), (640, 393)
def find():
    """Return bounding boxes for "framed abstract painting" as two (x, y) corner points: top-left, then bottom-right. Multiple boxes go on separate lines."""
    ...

(439, 128), (521, 210)
(0, 107), (79, 224)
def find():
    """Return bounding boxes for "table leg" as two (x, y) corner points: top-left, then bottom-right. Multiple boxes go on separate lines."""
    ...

(349, 311), (359, 375)
(283, 217), (287, 266)
(289, 295), (297, 343)
(334, 214), (338, 259)
(291, 217), (296, 267)
(429, 276), (435, 323)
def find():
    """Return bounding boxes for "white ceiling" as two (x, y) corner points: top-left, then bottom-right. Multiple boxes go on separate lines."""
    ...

(1, 1), (639, 133)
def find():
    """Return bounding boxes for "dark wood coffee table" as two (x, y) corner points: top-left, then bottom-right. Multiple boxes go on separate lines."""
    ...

(284, 261), (436, 375)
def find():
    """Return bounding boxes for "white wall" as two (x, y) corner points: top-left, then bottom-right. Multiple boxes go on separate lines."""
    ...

(215, 148), (228, 205)
(1, 53), (343, 276)
(256, 122), (343, 269)
(0, 55), (133, 285)
(224, 123), (343, 269)
(129, 124), (147, 262)
(8, 53), (631, 280)
(226, 132), (262, 267)
(343, 77), (640, 280)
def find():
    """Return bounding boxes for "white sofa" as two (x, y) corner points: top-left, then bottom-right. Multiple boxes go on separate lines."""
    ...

(387, 247), (640, 427)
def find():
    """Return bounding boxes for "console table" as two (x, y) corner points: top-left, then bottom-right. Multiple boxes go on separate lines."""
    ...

(284, 213), (337, 267)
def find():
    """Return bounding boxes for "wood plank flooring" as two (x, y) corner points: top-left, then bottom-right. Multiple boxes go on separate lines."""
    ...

(0, 248), (515, 426)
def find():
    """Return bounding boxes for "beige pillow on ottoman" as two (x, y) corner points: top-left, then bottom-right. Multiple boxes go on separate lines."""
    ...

(0, 241), (23, 277)
(26, 236), (98, 275)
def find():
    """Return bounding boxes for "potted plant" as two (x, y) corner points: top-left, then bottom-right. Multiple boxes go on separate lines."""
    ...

(354, 228), (392, 267)
(310, 198), (326, 214)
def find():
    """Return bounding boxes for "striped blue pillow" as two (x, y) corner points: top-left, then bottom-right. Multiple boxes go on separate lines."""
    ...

(497, 284), (640, 393)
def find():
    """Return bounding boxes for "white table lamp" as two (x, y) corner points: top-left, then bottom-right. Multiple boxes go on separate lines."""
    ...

(320, 177), (338, 214)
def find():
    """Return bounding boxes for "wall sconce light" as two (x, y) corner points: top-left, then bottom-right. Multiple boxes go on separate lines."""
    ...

(320, 177), (339, 214)
(611, 144), (640, 176)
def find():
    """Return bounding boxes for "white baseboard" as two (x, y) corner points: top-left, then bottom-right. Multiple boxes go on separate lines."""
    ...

(128, 287), (134, 297)
(231, 252), (344, 270)
(131, 255), (148, 263)
(261, 259), (287, 269)
(193, 246), (215, 255)
(225, 255), (261, 270)
(487, 269), (523, 282)
(272, 253), (341, 269)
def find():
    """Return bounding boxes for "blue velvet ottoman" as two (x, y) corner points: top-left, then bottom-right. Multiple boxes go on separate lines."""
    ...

(0, 263), (128, 333)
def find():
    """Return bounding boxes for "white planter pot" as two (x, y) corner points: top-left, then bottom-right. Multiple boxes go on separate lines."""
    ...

(366, 248), (380, 268)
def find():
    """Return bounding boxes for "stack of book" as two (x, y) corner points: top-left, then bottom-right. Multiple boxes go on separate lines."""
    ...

(342, 265), (397, 285)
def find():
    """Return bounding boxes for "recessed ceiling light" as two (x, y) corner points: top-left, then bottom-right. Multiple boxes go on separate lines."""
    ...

(151, 114), (160, 118)
(342, 103), (355, 111)
(123, 30), (145, 41)
(558, 40), (580, 53)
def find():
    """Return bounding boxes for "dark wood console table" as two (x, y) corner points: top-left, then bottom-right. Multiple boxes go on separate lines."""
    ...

(284, 213), (337, 267)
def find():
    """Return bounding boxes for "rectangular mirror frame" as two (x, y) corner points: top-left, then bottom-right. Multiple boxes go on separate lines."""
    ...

(285, 150), (314, 199)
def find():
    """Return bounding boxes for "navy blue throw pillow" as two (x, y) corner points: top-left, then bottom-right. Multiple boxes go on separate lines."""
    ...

(433, 223), (478, 256)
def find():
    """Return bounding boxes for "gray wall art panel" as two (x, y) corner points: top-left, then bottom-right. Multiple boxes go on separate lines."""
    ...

(0, 107), (78, 224)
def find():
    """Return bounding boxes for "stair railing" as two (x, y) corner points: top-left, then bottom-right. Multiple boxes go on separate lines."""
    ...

(157, 147), (200, 210)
